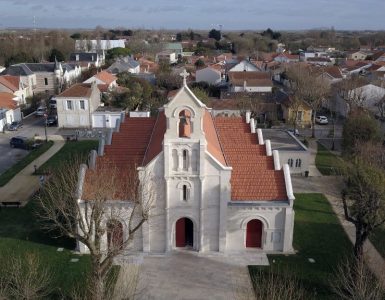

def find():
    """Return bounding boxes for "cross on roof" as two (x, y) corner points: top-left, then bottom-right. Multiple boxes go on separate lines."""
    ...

(179, 69), (189, 86)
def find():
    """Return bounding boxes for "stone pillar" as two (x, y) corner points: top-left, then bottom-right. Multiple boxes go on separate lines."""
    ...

(265, 139), (272, 156)
(245, 111), (251, 124)
(273, 150), (281, 170)
(88, 150), (97, 169)
(115, 118), (121, 133)
(98, 136), (105, 156)
(250, 118), (256, 133)
(257, 128), (264, 145)
(106, 128), (113, 145)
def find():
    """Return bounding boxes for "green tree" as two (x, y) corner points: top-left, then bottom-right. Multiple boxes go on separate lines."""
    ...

(342, 111), (381, 156)
(105, 47), (131, 61)
(194, 59), (205, 68)
(70, 32), (82, 39)
(208, 29), (221, 41)
(342, 159), (385, 259)
(190, 87), (209, 105)
(48, 48), (65, 62)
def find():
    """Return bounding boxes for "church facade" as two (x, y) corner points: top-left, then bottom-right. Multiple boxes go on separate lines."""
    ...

(78, 81), (295, 255)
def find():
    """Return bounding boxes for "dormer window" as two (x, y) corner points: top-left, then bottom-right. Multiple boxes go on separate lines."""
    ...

(179, 110), (191, 138)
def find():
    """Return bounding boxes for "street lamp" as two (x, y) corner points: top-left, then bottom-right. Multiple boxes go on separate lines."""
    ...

(44, 113), (48, 143)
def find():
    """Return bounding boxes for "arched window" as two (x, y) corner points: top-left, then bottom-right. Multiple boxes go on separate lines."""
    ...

(183, 150), (188, 170)
(179, 110), (191, 138)
(182, 185), (188, 201)
(288, 158), (293, 168)
(295, 159), (302, 168)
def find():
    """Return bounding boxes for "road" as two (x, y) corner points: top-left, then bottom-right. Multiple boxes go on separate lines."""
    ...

(0, 114), (60, 174)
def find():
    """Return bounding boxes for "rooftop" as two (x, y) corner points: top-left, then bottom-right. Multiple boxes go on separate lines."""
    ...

(262, 129), (308, 151)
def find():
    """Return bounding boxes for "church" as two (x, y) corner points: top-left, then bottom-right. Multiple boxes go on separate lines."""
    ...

(77, 74), (295, 255)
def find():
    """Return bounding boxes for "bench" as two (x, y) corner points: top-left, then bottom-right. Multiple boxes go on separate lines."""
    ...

(1, 201), (21, 208)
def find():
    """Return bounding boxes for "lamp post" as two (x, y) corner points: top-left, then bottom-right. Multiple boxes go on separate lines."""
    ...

(44, 113), (48, 143)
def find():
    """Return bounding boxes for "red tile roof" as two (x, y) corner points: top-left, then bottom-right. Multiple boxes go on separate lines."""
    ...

(0, 75), (20, 92)
(0, 92), (18, 109)
(214, 117), (287, 201)
(58, 83), (94, 98)
(203, 110), (227, 165)
(95, 71), (117, 85)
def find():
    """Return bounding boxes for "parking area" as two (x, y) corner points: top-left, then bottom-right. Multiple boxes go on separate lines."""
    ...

(0, 138), (29, 174)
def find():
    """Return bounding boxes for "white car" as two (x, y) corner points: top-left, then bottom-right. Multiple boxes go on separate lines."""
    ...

(315, 116), (328, 125)
(35, 106), (47, 117)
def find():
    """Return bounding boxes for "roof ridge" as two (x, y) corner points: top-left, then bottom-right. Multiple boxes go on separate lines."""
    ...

(141, 113), (159, 166)
(209, 111), (229, 166)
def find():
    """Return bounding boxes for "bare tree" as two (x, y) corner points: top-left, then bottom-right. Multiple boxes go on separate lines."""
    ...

(334, 76), (369, 113)
(0, 253), (53, 300)
(332, 256), (385, 300)
(286, 64), (330, 137)
(36, 157), (155, 300)
(375, 94), (385, 119)
(341, 159), (385, 259)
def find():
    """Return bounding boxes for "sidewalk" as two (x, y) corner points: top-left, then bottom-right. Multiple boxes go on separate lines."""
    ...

(293, 139), (385, 287)
(307, 139), (322, 177)
(0, 141), (65, 206)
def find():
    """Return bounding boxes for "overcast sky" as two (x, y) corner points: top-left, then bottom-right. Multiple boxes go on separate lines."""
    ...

(0, 0), (384, 30)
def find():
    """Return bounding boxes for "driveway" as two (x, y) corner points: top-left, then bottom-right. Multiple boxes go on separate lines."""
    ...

(131, 251), (255, 300)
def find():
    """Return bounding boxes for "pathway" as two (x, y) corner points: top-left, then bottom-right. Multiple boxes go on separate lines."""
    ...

(293, 139), (385, 287)
(0, 141), (65, 206)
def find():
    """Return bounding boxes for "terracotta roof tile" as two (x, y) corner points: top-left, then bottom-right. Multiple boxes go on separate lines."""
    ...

(95, 71), (117, 85)
(203, 110), (227, 165)
(214, 117), (287, 201)
(0, 75), (20, 91)
(57, 83), (94, 98)
(0, 92), (18, 109)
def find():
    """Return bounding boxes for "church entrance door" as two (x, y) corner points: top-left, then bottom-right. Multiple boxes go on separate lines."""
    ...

(246, 219), (263, 248)
(176, 217), (193, 248)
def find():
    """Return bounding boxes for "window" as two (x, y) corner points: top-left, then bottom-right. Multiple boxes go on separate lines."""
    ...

(183, 150), (188, 170)
(288, 158), (293, 168)
(295, 159), (302, 168)
(44, 78), (48, 85)
(66, 100), (73, 110)
(182, 185), (188, 201)
(296, 111), (303, 121)
(179, 110), (191, 138)
(79, 100), (85, 110)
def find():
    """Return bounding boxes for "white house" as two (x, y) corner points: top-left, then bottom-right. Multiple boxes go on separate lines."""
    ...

(1, 65), (36, 97)
(56, 83), (101, 128)
(0, 75), (29, 105)
(196, 66), (222, 85)
(92, 106), (125, 128)
(156, 51), (177, 65)
(106, 57), (140, 74)
(0, 92), (22, 131)
(228, 71), (273, 93)
(75, 39), (126, 51)
(77, 77), (295, 256)
(229, 59), (261, 72)
(83, 70), (118, 91)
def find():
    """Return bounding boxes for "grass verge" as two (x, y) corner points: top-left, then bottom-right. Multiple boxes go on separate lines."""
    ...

(249, 193), (352, 299)
(0, 141), (54, 187)
(315, 142), (344, 175)
(37, 140), (98, 174)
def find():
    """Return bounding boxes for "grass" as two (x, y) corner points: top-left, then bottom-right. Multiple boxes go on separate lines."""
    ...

(0, 141), (54, 187)
(249, 193), (353, 299)
(37, 140), (98, 174)
(0, 197), (90, 298)
(369, 225), (385, 259)
(315, 142), (344, 175)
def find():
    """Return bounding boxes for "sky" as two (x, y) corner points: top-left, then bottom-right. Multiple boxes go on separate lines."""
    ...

(0, 0), (384, 30)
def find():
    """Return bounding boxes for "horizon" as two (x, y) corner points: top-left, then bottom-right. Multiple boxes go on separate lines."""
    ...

(1, 0), (385, 31)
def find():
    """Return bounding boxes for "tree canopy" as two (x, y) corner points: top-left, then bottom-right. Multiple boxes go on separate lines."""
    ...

(208, 29), (221, 41)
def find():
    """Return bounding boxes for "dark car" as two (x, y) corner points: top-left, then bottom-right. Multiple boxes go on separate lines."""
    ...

(10, 136), (31, 149)
(46, 114), (58, 126)
(7, 121), (23, 131)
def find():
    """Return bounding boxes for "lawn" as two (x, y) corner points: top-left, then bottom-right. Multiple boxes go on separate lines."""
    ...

(249, 193), (353, 299)
(315, 142), (344, 175)
(37, 140), (98, 174)
(0, 197), (90, 298)
(0, 141), (54, 187)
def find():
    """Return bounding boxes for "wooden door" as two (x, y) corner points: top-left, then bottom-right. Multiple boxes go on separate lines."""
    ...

(246, 219), (262, 248)
(176, 218), (186, 247)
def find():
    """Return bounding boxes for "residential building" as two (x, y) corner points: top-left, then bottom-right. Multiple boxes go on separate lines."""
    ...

(0, 92), (22, 131)
(195, 66), (222, 85)
(69, 52), (105, 68)
(228, 59), (262, 72)
(106, 57), (140, 74)
(83, 70), (118, 92)
(274, 53), (300, 63)
(0, 75), (29, 104)
(1, 64), (36, 96)
(155, 51), (177, 64)
(77, 81), (295, 255)
(276, 91), (312, 128)
(164, 42), (183, 57)
(55, 83), (101, 128)
(75, 39), (126, 51)
(228, 72), (273, 93)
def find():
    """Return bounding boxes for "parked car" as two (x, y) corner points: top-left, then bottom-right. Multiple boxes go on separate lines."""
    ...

(46, 114), (58, 126)
(315, 116), (328, 125)
(10, 136), (42, 150)
(7, 121), (23, 131)
(49, 98), (57, 109)
(35, 106), (47, 117)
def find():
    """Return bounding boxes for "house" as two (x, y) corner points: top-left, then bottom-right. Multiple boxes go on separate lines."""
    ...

(276, 91), (312, 128)
(195, 66), (222, 85)
(77, 78), (295, 255)
(306, 57), (333, 66)
(138, 58), (158, 73)
(106, 57), (140, 74)
(75, 39), (126, 51)
(83, 71), (117, 91)
(55, 83), (101, 128)
(347, 84), (385, 117)
(69, 52), (104, 68)
(318, 66), (343, 85)
(274, 53), (300, 63)
(164, 42), (183, 57)
(155, 50), (177, 64)
(263, 129), (309, 175)
(0, 92), (22, 131)
(0, 75), (29, 104)
(1, 64), (36, 97)
(349, 51), (370, 61)
(92, 106), (125, 128)
(228, 72), (273, 93)
(228, 59), (262, 72)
